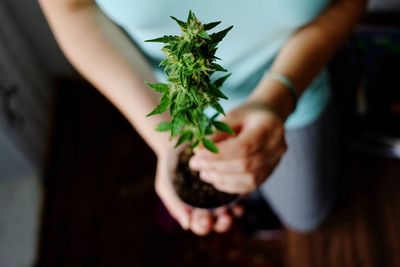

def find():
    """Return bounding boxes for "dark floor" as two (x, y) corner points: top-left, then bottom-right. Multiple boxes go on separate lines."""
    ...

(36, 79), (400, 267)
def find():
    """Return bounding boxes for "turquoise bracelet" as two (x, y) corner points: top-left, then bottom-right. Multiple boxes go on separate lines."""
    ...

(269, 73), (298, 111)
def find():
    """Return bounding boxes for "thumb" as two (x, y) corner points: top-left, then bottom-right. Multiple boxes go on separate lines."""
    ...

(155, 161), (192, 230)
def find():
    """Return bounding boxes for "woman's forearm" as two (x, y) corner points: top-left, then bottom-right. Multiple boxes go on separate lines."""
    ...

(249, 0), (367, 121)
(38, 0), (172, 156)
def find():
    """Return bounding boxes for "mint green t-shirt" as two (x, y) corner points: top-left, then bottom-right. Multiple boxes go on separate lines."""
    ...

(95, 0), (332, 129)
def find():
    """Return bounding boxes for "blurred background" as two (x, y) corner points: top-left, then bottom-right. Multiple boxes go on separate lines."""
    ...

(0, 0), (399, 267)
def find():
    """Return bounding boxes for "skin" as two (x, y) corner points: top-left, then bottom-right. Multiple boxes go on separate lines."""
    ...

(39, 0), (367, 235)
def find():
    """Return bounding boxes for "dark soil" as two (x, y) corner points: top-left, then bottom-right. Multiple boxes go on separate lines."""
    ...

(173, 148), (238, 209)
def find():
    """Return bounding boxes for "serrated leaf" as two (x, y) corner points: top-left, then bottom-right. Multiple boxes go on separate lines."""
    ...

(209, 85), (228, 100)
(175, 131), (193, 147)
(187, 10), (196, 23)
(205, 124), (213, 135)
(170, 16), (187, 30)
(210, 113), (219, 121)
(155, 121), (172, 132)
(211, 102), (226, 116)
(178, 42), (188, 60)
(146, 95), (169, 117)
(180, 70), (185, 86)
(202, 138), (219, 153)
(190, 140), (200, 149)
(204, 21), (221, 31)
(212, 55), (222, 60)
(213, 73), (231, 88)
(171, 116), (184, 136)
(191, 90), (201, 104)
(213, 121), (234, 135)
(211, 63), (227, 72)
(146, 82), (169, 93)
(160, 59), (169, 67)
(185, 110), (196, 124)
(198, 114), (208, 135)
(210, 25), (233, 43)
(145, 35), (178, 43)
(198, 31), (211, 40)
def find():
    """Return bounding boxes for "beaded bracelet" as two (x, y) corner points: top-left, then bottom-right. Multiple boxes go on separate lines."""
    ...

(269, 72), (298, 111)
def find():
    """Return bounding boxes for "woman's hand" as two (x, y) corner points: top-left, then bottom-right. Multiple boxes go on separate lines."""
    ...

(189, 101), (287, 194)
(156, 147), (243, 236)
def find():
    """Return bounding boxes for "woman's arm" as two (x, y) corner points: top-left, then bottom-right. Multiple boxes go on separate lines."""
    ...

(249, 0), (368, 121)
(38, 0), (233, 234)
(38, 0), (171, 156)
(191, 0), (368, 194)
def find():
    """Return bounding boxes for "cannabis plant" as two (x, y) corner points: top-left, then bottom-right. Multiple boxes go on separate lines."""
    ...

(146, 11), (234, 153)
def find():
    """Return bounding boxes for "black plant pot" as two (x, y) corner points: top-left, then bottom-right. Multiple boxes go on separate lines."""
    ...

(173, 148), (238, 209)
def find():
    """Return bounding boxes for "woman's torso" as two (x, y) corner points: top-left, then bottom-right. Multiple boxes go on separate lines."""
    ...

(95, 0), (333, 128)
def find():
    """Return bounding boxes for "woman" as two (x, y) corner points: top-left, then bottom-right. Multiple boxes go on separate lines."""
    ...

(38, 0), (367, 236)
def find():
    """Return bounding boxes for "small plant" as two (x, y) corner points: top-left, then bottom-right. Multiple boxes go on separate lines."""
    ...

(146, 10), (234, 153)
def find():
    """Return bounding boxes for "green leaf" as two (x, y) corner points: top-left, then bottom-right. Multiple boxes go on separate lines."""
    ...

(210, 113), (219, 121)
(145, 35), (178, 43)
(210, 25), (233, 43)
(211, 63), (227, 72)
(177, 42), (188, 60)
(213, 73), (231, 88)
(175, 131), (193, 147)
(160, 59), (169, 67)
(171, 116), (184, 136)
(155, 121), (172, 132)
(213, 121), (234, 135)
(198, 113), (208, 135)
(202, 138), (219, 153)
(204, 21), (221, 31)
(190, 140), (200, 149)
(180, 70), (185, 86)
(211, 102), (226, 116)
(187, 10), (197, 23)
(146, 82), (169, 93)
(205, 124), (213, 135)
(185, 110), (196, 124)
(146, 95), (169, 116)
(170, 16), (187, 30)
(209, 85), (228, 100)
(198, 31), (211, 40)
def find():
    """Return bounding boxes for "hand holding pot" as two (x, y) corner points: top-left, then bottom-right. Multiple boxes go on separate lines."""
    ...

(156, 147), (243, 235)
(189, 101), (287, 195)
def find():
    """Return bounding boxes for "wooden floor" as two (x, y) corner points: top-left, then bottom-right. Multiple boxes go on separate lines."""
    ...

(36, 80), (400, 267)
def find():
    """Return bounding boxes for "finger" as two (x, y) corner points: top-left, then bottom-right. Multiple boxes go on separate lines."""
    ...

(190, 209), (213, 236)
(231, 204), (244, 218)
(155, 173), (191, 230)
(213, 213), (233, 233)
(190, 151), (268, 173)
(156, 186), (191, 230)
(213, 206), (228, 216)
(200, 171), (257, 194)
(196, 124), (272, 161)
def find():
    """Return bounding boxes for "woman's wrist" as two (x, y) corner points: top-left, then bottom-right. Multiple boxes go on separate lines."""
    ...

(154, 140), (175, 159)
(249, 73), (296, 122)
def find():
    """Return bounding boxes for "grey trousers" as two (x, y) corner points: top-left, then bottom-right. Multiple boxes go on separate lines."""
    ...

(259, 100), (338, 233)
